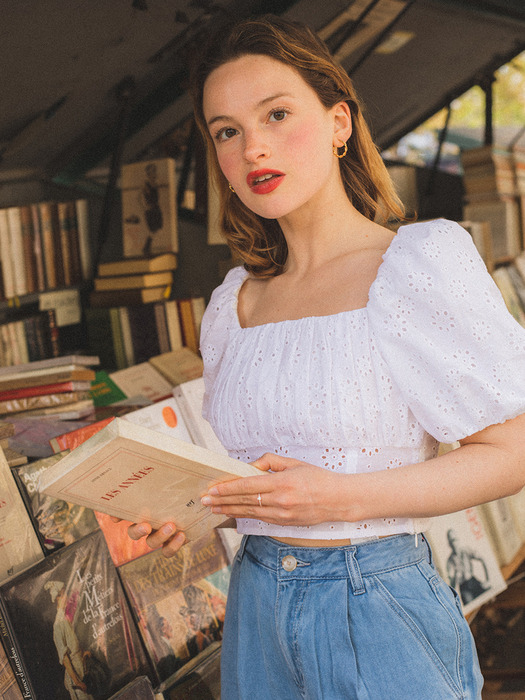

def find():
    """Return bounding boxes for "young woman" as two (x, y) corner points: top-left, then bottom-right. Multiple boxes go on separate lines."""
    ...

(129, 15), (525, 699)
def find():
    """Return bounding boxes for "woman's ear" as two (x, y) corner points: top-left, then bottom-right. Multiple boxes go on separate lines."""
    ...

(332, 100), (352, 148)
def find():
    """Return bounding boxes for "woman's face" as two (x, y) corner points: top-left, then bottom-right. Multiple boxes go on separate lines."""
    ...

(203, 54), (349, 221)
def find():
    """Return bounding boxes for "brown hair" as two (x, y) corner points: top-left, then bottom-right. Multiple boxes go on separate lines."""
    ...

(191, 14), (406, 277)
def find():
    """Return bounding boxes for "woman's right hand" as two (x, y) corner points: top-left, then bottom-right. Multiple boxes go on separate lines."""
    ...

(110, 517), (186, 558)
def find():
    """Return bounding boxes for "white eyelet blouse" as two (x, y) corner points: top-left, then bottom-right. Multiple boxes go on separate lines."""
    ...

(200, 219), (525, 540)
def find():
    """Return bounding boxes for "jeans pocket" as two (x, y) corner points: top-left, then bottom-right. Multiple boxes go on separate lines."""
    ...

(371, 563), (465, 698)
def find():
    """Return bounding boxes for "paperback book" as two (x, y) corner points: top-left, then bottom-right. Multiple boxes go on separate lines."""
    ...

(40, 417), (260, 541)
(118, 531), (230, 683)
(0, 530), (153, 700)
(12, 452), (99, 553)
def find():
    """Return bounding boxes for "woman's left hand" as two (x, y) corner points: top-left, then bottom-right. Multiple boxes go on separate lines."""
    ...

(201, 453), (345, 526)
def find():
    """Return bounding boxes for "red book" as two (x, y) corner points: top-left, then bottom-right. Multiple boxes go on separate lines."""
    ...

(0, 380), (92, 401)
(49, 416), (115, 453)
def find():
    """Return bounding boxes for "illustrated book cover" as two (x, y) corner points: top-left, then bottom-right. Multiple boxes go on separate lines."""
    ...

(0, 530), (153, 700)
(40, 417), (260, 541)
(121, 158), (178, 258)
(118, 530), (230, 683)
(12, 452), (99, 553)
(425, 506), (507, 615)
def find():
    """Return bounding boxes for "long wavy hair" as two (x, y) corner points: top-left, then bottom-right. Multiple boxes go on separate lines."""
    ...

(191, 14), (407, 277)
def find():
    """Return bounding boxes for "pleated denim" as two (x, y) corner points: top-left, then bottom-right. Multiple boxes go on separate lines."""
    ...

(221, 533), (483, 700)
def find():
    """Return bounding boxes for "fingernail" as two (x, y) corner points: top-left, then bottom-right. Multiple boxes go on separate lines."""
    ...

(211, 507), (222, 514)
(175, 532), (186, 545)
(136, 525), (148, 536)
(201, 496), (212, 506)
(162, 523), (175, 535)
(209, 487), (219, 496)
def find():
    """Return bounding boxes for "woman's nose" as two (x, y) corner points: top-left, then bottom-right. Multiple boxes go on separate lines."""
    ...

(243, 129), (269, 163)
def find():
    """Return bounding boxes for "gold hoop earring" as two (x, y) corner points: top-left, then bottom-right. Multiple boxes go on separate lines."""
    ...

(228, 183), (236, 193)
(333, 142), (348, 159)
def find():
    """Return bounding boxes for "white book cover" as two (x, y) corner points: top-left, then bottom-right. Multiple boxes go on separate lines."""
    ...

(426, 507), (507, 615)
(0, 447), (44, 584)
(122, 396), (193, 443)
(479, 497), (523, 567)
(173, 377), (227, 455)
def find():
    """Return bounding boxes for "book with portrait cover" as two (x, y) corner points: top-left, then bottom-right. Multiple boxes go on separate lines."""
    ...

(118, 531), (229, 684)
(39, 417), (259, 542)
(425, 506), (507, 615)
(0, 448), (44, 586)
(12, 452), (99, 554)
(0, 530), (153, 700)
(108, 675), (156, 699)
(121, 158), (178, 258)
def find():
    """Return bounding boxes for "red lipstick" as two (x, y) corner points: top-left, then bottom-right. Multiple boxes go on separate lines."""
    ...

(247, 169), (285, 194)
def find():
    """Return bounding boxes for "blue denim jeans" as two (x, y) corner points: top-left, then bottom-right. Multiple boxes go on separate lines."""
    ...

(221, 534), (483, 699)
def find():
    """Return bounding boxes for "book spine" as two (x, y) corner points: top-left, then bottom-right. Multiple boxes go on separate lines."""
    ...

(18, 206), (36, 296)
(14, 321), (29, 365)
(75, 199), (92, 281)
(118, 307), (135, 367)
(0, 597), (36, 699)
(67, 200), (82, 284)
(6, 208), (27, 298)
(29, 204), (46, 292)
(178, 299), (199, 353)
(56, 202), (72, 287)
(38, 202), (57, 289)
(153, 303), (170, 354)
(164, 300), (183, 351)
(0, 209), (16, 299)
(44, 309), (60, 358)
(110, 307), (127, 370)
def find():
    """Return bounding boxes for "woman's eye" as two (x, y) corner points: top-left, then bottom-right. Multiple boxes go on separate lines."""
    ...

(269, 110), (288, 122)
(216, 127), (237, 141)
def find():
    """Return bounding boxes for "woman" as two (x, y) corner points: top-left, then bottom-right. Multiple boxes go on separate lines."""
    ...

(129, 15), (525, 699)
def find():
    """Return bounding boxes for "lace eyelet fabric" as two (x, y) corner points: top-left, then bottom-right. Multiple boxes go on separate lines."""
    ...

(200, 219), (525, 539)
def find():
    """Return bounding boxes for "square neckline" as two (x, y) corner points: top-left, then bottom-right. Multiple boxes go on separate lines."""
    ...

(234, 223), (407, 330)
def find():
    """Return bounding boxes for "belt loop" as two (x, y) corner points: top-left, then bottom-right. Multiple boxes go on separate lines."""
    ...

(235, 535), (249, 564)
(345, 547), (366, 596)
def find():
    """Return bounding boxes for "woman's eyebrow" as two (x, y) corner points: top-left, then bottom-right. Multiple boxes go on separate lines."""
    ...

(207, 92), (293, 127)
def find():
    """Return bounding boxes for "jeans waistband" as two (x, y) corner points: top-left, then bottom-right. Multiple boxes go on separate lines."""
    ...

(238, 533), (431, 593)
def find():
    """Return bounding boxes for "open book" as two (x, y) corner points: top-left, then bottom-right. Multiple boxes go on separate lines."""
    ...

(39, 417), (261, 542)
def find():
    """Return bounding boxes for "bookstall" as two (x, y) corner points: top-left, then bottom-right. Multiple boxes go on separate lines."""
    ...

(0, 1), (524, 698)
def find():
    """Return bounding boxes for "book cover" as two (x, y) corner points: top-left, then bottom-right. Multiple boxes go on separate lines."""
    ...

(39, 417), (260, 540)
(94, 270), (174, 292)
(479, 497), (523, 567)
(49, 416), (116, 454)
(121, 158), (178, 258)
(118, 531), (230, 683)
(0, 530), (153, 700)
(94, 513), (153, 568)
(149, 349), (203, 387)
(7, 417), (93, 460)
(122, 397), (193, 444)
(158, 642), (221, 699)
(13, 452), (99, 553)
(89, 371), (128, 408)
(98, 253), (177, 278)
(109, 363), (172, 403)
(173, 378), (227, 455)
(0, 448), (44, 586)
(425, 507), (507, 615)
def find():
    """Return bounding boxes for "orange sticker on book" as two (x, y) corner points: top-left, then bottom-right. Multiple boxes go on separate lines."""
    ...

(162, 406), (178, 428)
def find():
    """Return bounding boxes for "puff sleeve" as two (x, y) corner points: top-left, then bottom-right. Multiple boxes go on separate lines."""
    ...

(368, 219), (525, 443)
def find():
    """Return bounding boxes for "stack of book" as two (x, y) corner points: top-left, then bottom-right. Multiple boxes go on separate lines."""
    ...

(0, 355), (99, 421)
(0, 199), (91, 302)
(86, 255), (205, 370)
(0, 307), (59, 367)
(462, 145), (521, 263)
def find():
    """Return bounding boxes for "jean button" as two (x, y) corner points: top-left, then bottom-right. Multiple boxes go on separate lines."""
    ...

(281, 555), (297, 572)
